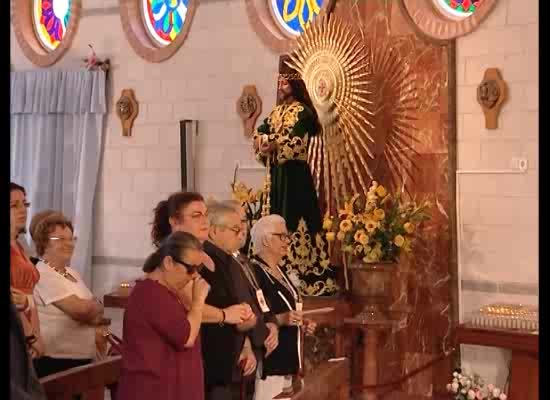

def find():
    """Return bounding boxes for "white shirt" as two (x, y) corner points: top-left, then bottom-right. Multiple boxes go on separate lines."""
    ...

(34, 261), (96, 359)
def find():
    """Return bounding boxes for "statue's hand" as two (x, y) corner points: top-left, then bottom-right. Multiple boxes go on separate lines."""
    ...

(260, 141), (276, 154)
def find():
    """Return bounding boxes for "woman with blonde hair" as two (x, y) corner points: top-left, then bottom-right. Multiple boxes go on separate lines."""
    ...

(32, 212), (104, 377)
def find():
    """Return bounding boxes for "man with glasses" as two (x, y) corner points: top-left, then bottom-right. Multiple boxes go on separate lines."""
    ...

(201, 201), (278, 400)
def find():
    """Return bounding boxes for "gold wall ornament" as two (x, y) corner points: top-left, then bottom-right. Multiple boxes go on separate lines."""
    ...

(477, 68), (507, 129)
(286, 14), (420, 213)
(116, 89), (139, 137)
(236, 85), (262, 138)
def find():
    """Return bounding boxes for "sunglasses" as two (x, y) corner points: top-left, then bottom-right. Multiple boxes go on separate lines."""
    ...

(172, 256), (204, 274)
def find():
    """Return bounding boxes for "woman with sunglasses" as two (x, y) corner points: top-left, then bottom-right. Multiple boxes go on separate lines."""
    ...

(249, 215), (317, 400)
(118, 231), (210, 400)
(31, 212), (104, 377)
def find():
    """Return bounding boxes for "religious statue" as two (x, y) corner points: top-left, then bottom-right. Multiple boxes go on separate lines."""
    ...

(252, 57), (337, 296)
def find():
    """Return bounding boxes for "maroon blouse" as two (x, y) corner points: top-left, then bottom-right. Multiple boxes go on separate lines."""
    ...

(117, 279), (204, 400)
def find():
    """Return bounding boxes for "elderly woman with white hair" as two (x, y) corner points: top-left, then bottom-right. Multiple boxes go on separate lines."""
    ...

(249, 215), (316, 400)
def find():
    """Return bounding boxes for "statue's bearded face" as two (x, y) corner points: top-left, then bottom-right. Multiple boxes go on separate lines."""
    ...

(277, 78), (293, 102)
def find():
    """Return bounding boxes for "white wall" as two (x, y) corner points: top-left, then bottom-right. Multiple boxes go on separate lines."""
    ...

(455, 0), (538, 387)
(11, 0), (277, 297)
(11, 0), (538, 388)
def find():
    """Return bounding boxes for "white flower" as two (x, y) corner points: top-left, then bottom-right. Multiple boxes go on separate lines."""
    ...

(457, 374), (463, 379)
(446, 384), (452, 392)
(453, 372), (458, 378)
(487, 384), (494, 392)
(499, 394), (507, 400)
(467, 390), (476, 400)
(451, 382), (459, 393)
(453, 378), (458, 383)
(466, 380), (471, 386)
(461, 389), (467, 394)
(492, 388), (501, 397)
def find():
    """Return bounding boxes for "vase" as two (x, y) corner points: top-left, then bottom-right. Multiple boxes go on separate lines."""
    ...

(349, 260), (398, 320)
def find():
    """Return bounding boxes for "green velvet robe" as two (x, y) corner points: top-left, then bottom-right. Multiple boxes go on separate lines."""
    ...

(253, 101), (338, 296)
(254, 101), (321, 234)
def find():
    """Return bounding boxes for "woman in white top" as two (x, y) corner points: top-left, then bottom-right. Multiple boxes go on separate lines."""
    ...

(31, 212), (104, 378)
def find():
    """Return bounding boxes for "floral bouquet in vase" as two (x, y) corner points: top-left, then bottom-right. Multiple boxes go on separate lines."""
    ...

(322, 181), (431, 317)
(447, 369), (507, 400)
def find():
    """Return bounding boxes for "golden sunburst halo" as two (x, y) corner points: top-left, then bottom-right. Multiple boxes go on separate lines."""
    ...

(286, 14), (420, 213)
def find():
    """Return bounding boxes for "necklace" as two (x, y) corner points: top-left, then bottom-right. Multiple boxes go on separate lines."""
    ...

(44, 260), (75, 281)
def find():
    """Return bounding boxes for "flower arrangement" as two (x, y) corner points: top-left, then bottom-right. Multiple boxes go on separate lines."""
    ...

(322, 181), (431, 263)
(230, 180), (266, 226)
(447, 369), (507, 400)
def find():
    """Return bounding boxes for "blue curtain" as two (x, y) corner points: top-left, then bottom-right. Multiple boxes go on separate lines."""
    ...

(11, 70), (107, 285)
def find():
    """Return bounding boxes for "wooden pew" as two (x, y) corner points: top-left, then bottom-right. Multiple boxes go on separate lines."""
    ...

(273, 359), (350, 400)
(40, 356), (121, 400)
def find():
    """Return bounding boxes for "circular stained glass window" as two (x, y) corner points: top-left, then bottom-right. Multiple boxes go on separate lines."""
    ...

(32, 0), (72, 51)
(270, 0), (325, 37)
(142, 0), (189, 47)
(435, 0), (484, 19)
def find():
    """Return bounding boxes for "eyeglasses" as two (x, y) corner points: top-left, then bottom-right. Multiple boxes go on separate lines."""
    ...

(10, 202), (31, 210)
(271, 232), (290, 241)
(223, 225), (243, 235)
(50, 236), (78, 243)
(182, 212), (208, 221)
(172, 256), (204, 274)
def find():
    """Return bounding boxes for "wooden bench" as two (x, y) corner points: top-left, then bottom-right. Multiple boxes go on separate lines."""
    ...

(40, 356), (121, 400)
(273, 359), (350, 400)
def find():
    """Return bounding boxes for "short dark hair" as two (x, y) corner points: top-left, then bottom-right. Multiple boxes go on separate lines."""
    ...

(10, 182), (26, 195)
(143, 231), (202, 273)
(151, 192), (205, 248)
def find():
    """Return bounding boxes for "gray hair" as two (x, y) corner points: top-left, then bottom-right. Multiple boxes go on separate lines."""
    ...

(207, 200), (239, 228)
(250, 214), (287, 254)
(221, 200), (242, 213)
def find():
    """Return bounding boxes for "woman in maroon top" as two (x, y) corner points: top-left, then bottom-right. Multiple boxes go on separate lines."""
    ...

(117, 231), (210, 400)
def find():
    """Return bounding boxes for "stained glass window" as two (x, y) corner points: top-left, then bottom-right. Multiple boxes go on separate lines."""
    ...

(435, 0), (483, 18)
(33, 0), (72, 51)
(142, 0), (188, 47)
(270, 0), (325, 37)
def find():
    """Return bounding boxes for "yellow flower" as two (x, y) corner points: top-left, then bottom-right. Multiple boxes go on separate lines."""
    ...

(373, 208), (385, 221)
(343, 245), (354, 253)
(358, 233), (369, 245)
(325, 232), (335, 241)
(404, 222), (415, 234)
(394, 234), (405, 247)
(376, 185), (387, 197)
(323, 217), (333, 231)
(363, 251), (379, 263)
(353, 230), (365, 242)
(340, 220), (353, 232)
(337, 231), (346, 241)
(365, 219), (378, 233)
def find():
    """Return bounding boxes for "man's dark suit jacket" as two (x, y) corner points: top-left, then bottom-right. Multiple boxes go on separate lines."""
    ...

(201, 241), (275, 388)
(10, 299), (46, 400)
